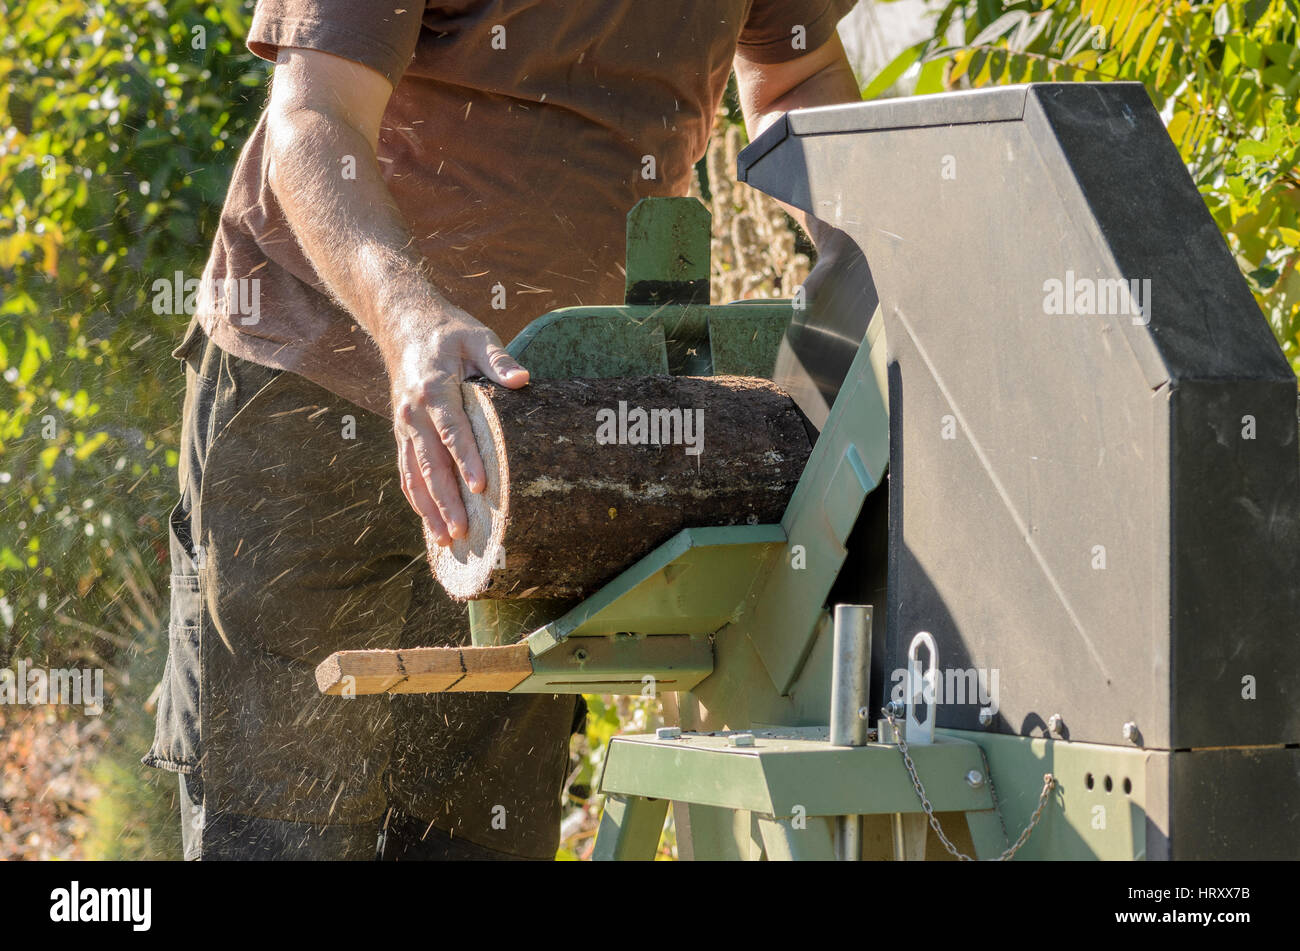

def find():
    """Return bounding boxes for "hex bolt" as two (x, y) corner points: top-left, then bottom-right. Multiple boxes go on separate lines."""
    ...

(1122, 721), (1140, 744)
(966, 770), (984, 788)
(655, 726), (682, 740)
(978, 708), (994, 727)
(1048, 714), (1064, 737)
(730, 732), (756, 748)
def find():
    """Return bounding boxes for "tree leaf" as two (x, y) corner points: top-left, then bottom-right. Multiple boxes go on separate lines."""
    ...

(1155, 39), (1178, 88)
(862, 41), (924, 100)
(914, 57), (950, 96)
(972, 11), (1030, 47)
(949, 49), (973, 84)
(1135, 20), (1165, 73)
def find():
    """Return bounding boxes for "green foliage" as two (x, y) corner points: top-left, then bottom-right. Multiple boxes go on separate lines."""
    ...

(83, 623), (183, 861)
(561, 693), (675, 859)
(0, 0), (268, 657)
(866, 0), (1300, 377)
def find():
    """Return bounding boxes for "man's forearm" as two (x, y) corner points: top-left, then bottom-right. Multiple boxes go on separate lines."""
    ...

(746, 71), (860, 247)
(266, 104), (450, 370)
(256, 48), (527, 545)
(735, 38), (861, 248)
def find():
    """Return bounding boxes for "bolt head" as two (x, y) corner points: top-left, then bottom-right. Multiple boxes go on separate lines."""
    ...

(978, 708), (994, 727)
(1048, 714), (1064, 736)
(856, 706), (870, 721)
(655, 726), (682, 740)
(1122, 721), (1139, 744)
(966, 769), (984, 788)
(730, 732), (756, 748)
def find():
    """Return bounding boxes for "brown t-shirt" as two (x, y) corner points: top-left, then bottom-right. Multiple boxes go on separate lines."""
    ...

(190, 0), (857, 416)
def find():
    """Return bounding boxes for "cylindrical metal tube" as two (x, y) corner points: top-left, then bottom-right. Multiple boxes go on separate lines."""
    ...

(830, 604), (872, 861)
(829, 604), (872, 747)
(835, 815), (862, 862)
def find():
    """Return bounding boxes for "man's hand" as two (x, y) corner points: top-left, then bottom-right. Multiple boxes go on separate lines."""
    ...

(390, 309), (529, 545)
(264, 47), (513, 545)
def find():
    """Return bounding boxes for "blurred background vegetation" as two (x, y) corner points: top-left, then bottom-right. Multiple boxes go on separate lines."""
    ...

(2, 0), (268, 860)
(2, 0), (1296, 860)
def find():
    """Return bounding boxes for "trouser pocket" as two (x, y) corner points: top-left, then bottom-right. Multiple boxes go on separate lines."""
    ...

(143, 501), (203, 773)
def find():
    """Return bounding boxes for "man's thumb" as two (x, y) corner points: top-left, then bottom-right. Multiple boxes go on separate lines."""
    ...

(483, 345), (529, 388)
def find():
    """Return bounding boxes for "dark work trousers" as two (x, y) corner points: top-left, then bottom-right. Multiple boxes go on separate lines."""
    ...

(144, 318), (583, 860)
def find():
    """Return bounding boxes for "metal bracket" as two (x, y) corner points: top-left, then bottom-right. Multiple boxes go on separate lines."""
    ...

(906, 631), (938, 746)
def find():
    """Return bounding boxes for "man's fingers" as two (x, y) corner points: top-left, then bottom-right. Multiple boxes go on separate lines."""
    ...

(480, 343), (529, 389)
(423, 380), (487, 495)
(407, 413), (470, 538)
(399, 437), (451, 545)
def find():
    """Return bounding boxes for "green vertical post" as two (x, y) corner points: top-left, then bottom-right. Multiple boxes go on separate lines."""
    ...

(624, 197), (712, 306)
(591, 794), (670, 861)
(468, 598), (578, 647)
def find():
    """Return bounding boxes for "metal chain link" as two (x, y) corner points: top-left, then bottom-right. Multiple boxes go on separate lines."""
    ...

(882, 708), (1055, 862)
(976, 744), (1013, 850)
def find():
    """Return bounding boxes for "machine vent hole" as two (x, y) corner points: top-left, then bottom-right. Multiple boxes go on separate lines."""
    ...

(1085, 773), (1094, 790)
(1104, 775), (1114, 793)
(1123, 777), (1132, 796)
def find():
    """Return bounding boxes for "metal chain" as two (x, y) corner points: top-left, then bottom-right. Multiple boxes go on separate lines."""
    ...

(976, 744), (1012, 850)
(882, 708), (1055, 862)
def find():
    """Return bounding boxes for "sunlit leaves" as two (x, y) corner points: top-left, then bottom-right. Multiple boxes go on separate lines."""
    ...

(1, 0), (268, 642)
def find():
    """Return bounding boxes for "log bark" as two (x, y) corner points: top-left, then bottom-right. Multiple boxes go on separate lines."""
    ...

(429, 375), (811, 600)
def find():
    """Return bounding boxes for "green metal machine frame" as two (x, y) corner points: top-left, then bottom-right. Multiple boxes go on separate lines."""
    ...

(467, 196), (1149, 861)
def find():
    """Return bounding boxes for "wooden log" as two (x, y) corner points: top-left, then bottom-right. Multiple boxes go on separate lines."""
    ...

(429, 375), (811, 600)
(315, 644), (533, 695)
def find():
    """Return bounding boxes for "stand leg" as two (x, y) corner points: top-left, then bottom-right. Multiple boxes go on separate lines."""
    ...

(592, 794), (669, 861)
(756, 815), (836, 861)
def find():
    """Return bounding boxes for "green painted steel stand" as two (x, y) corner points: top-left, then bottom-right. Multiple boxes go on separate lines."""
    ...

(591, 728), (999, 861)
(590, 727), (1151, 861)
(474, 196), (1162, 862)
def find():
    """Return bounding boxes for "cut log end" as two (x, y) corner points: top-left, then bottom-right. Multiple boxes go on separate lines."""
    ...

(430, 383), (509, 600)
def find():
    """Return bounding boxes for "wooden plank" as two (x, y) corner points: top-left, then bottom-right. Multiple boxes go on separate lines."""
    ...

(315, 644), (533, 696)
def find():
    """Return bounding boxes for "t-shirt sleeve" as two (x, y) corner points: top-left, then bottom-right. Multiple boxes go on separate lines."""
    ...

(738, 0), (858, 64)
(247, 0), (425, 85)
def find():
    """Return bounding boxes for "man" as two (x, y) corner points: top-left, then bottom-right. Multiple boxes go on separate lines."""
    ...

(145, 0), (861, 860)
